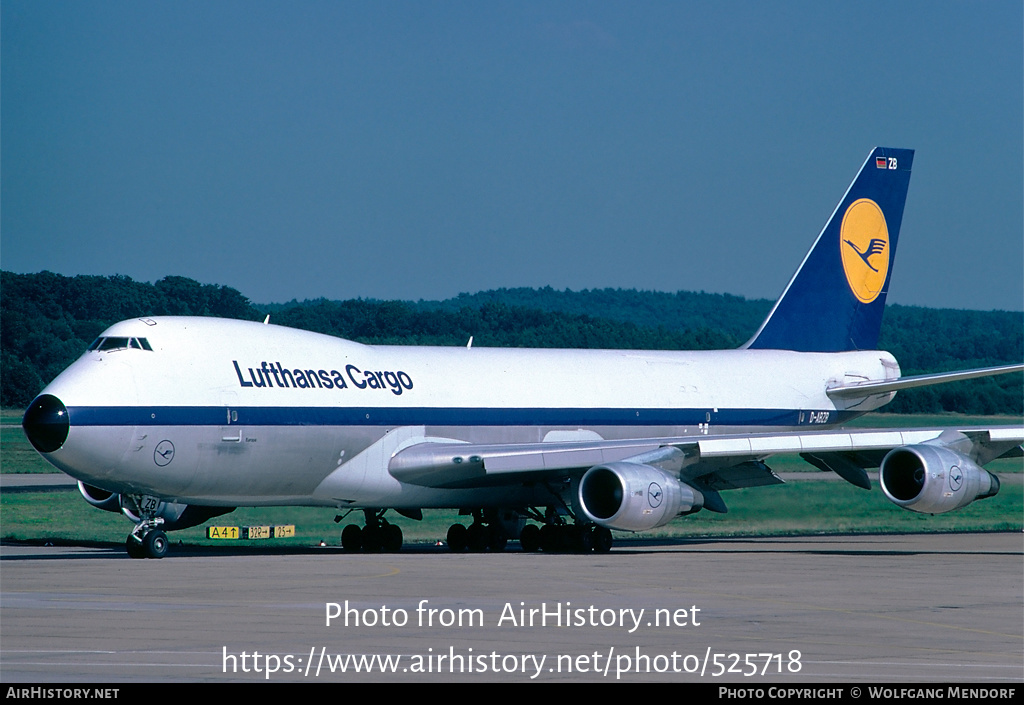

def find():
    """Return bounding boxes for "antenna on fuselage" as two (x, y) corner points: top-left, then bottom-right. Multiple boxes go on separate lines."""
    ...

(264, 315), (270, 325)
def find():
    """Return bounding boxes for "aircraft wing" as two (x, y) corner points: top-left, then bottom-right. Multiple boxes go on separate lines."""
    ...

(389, 426), (1024, 493)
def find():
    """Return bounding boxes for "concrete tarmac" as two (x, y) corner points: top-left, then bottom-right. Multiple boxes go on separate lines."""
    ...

(1, 533), (1021, 683)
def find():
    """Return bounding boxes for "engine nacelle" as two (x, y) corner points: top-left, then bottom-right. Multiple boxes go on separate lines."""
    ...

(576, 462), (703, 532)
(879, 445), (1000, 514)
(78, 482), (122, 513)
(78, 482), (233, 529)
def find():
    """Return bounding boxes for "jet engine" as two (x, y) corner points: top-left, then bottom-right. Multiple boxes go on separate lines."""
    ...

(78, 482), (122, 513)
(77, 481), (234, 530)
(576, 462), (703, 531)
(879, 445), (999, 514)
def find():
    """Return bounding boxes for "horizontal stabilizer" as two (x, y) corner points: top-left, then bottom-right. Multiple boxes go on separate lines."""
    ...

(827, 363), (1024, 399)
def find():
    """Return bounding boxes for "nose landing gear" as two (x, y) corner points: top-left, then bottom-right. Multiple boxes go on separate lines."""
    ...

(126, 527), (168, 559)
(123, 495), (169, 559)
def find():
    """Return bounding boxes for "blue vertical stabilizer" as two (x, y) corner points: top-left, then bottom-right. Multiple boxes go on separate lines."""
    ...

(745, 147), (914, 352)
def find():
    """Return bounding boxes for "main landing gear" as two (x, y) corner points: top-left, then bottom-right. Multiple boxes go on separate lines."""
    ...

(339, 509), (403, 552)
(517, 522), (612, 553)
(445, 509), (614, 554)
(445, 509), (518, 552)
(446, 522), (505, 552)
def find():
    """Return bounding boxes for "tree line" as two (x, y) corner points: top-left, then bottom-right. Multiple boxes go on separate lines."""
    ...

(2, 270), (1020, 414)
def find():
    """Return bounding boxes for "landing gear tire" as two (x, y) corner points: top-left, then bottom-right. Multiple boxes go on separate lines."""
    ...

(341, 511), (404, 553)
(341, 524), (362, 552)
(342, 509), (405, 553)
(447, 523), (468, 552)
(142, 530), (168, 559)
(519, 524), (541, 552)
(466, 523), (488, 552)
(488, 525), (508, 553)
(448, 512), (516, 552)
(361, 525), (382, 553)
(536, 524), (607, 553)
(540, 524), (559, 552)
(575, 525), (594, 553)
(126, 536), (146, 559)
(383, 523), (403, 552)
(121, 494), (169, 559)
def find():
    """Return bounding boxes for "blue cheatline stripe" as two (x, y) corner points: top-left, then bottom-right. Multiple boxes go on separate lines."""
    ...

(66, 406), (861, 427)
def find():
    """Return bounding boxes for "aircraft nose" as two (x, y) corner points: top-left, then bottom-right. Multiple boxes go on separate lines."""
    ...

(22, 394), (70, 453)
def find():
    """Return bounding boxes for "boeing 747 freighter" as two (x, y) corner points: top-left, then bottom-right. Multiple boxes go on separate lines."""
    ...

(22, 147), (1023, 558)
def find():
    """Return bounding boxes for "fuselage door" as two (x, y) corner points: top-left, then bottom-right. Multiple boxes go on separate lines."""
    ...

(221, 391), (241, 443)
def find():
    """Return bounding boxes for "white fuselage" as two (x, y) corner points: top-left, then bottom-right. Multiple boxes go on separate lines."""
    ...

(37, 317), (898, 509)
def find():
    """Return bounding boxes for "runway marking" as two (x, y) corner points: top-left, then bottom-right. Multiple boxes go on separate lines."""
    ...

(344, 562), (401, 578)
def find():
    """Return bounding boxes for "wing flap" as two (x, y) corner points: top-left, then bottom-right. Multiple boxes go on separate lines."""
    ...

(691, 461), (784, 491)
(690, 430), (936, 459)
(800, 452), (873, 489)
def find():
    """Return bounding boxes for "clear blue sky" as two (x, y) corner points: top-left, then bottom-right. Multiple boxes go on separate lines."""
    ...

(3, 1), (1021, 311)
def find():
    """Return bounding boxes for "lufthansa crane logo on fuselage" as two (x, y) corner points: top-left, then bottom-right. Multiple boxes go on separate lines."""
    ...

(154, 440), (175, 467)
(840, 198), (889, 304)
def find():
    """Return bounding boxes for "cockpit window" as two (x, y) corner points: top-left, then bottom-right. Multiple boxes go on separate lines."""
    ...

(101, 337), (130, 350)
(87, 337), (153, 352)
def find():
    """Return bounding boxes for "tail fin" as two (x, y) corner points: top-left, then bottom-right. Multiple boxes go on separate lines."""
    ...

(745, 147), (914, 352)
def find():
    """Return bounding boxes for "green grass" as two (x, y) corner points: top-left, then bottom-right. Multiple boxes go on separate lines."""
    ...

(0, 409), (24, 424)
(847, 412), (1023, 429)
(2, 468), (1020, 548)
(0, 490), (474, 547)
(1, 418), (55, 474)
